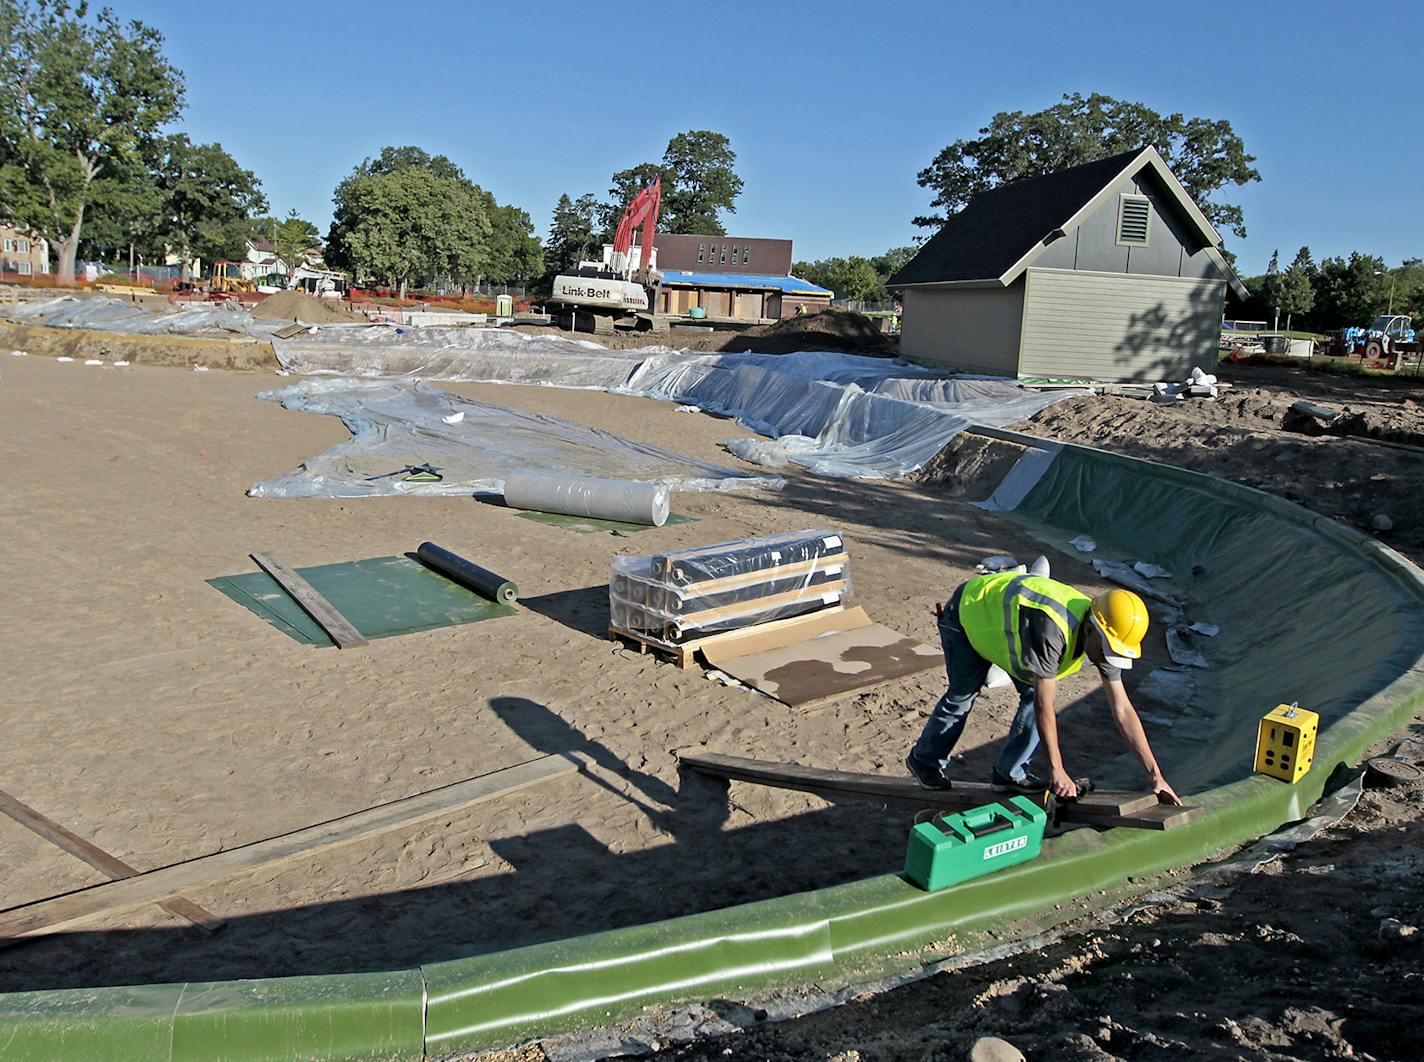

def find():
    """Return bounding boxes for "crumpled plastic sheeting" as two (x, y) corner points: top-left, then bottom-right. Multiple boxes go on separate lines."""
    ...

(247, 377), (783, 499)
(5, 295), (273, 337)
(273, 328), (1088, 479)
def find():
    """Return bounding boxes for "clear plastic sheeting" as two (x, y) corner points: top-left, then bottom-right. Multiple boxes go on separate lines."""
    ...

(273, 328), (1088, 480)
(503, 471), (671, 526)
(4, 295), (274, 337)
(247, 377), (780, 499)
(610, 530), (849, 642)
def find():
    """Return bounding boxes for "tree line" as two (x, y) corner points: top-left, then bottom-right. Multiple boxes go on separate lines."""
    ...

(0, 1), (545, 290)
(1232, 250), (1422, 333)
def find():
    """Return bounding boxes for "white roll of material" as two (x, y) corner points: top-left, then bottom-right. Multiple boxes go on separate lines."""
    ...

(502, 470), (670, 526)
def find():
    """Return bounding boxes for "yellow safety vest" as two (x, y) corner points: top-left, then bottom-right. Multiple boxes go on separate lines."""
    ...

(957, 572), (1092, 683)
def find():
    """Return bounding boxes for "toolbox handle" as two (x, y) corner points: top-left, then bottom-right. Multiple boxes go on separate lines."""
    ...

(960, 811), (1015, 839)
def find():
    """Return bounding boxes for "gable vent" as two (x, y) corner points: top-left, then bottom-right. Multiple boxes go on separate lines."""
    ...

(1117, 195), (1151, 246)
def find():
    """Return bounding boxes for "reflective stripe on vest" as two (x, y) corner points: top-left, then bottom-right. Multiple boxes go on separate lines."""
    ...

(957, 572), (1092, 682)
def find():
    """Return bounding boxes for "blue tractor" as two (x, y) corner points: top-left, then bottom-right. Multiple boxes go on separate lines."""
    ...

(1330, 314), (1420, 364)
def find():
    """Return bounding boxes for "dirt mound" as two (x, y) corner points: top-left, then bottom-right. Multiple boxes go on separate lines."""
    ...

(715, 306), (894, 356)
(253, 290), (366, 324)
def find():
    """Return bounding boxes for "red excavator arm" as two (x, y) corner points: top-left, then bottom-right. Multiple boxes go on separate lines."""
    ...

(612, 178), (661, 272)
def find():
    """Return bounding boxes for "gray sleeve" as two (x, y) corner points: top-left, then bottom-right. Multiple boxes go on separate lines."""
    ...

(1093, 659), (1122, 683)
(1019, 610), (1067, 679)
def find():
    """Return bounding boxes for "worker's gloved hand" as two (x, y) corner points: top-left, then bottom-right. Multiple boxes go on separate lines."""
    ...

(1152, 775), (1183, 806)
(1051, 767), (1079, 799)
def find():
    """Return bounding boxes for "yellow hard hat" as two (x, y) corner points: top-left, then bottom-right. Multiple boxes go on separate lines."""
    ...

(1089, 588), (1149, 664)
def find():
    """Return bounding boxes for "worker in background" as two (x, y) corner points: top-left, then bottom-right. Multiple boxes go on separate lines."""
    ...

(905, 568), (1182, 804)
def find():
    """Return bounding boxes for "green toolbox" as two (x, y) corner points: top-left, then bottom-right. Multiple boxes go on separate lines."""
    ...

(904, 797), (1047, 891)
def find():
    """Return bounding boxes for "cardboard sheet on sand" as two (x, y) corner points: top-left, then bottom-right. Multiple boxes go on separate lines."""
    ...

(702, 605), (941, 708)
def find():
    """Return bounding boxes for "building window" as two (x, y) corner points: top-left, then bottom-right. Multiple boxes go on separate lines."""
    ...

(2, 239), (11, 253)
(743, 246), (750, 265)
(17, 261), (31, 275)
(731, 244), (739, 267)
(1116, 194), (1151, 246)
(697, 243), (705, 263)
(17, 239), (29, 253)
(720, 245), (727, 265)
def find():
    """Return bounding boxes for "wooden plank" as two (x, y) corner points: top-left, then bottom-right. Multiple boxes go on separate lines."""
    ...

(0, 788), (223, 933)
(679, 752), (1181, 828)
(664, 553), (848, 596)
(611, 605), (852, 669)
(249, 551), (368, 649)
(0, 754), (589, 945)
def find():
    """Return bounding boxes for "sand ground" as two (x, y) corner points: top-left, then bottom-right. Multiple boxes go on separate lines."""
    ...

(0, 356), (1148, 992)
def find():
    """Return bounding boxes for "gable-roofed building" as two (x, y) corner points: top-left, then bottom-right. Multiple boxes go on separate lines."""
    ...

(889, 147), (1248, 380)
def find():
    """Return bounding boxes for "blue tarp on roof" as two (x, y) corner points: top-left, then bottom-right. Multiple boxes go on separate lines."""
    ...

(658, 271), (832, 295)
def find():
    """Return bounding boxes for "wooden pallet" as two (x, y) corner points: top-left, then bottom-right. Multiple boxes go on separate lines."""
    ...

(610, 605), (847, 669)
(680, 752), (1203, 831)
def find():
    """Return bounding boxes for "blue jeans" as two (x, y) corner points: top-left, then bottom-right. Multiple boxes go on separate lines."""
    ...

(910, 602), (1041, 782)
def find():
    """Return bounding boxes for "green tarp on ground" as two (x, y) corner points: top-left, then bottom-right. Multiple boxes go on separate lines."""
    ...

(208, 555), (514, 646)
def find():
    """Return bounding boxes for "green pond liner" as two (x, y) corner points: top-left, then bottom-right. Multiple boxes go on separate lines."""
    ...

(5, 433), (1423, 1059)
(208, 554), (515, 647)
(516, 510), (695, 534)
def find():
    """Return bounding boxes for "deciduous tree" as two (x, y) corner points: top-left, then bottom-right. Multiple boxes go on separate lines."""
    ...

(604, 130), (743, 237)
(0, 0), (184, 279)
(326, 149), (491, 298)
(151, 134), (266, 273)
(915, 92), (1260, 238)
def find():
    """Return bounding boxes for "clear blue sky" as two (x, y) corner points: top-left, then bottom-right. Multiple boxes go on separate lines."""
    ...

(121, 0), (1421, 276)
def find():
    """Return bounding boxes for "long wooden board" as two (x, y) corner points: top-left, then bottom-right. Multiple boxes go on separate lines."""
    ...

(250, 551), (368, 649)
(0, 753), (589, 945)
(680, 752), (1200, 830)
(0, 788), (222, 933)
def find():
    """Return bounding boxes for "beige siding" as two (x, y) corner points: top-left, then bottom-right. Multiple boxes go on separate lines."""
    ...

(899, 284), (1023, 375)
(1018, 268), (1224, 381)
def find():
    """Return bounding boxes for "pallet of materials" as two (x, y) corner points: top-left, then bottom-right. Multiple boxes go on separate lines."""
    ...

(610, 529), (849, 648)
(609, 530), (941, 706)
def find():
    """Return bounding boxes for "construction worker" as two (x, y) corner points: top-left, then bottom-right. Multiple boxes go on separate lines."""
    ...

(906, 570), (1182, 804)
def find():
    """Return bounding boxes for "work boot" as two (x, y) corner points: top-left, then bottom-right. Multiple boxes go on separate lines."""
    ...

(905, 753), (953, 791)
(990, 768), (1049, 795)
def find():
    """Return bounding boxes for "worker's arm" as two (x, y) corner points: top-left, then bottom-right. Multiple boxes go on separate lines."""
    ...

(1033, 678), (1078, 799)
(1103, 677), (1182, 805)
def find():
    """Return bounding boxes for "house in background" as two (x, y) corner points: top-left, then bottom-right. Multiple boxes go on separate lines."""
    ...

(650, 234), (832, 320)
(1, 224), (49, 277)
(241, 238), (288, 280)
(889, 147), (1249, 380)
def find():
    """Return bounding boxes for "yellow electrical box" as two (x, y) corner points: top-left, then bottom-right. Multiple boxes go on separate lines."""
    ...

(1255, 703), (1319, 783)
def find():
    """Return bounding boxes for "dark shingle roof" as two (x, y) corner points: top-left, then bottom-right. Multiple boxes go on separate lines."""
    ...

(890, 150), (1144, 287)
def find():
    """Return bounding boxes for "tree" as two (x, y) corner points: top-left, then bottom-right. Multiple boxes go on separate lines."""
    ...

(604, 130), (743, 237)
(76, 151), (165, 269)
(326, 148), (491, 298)
(0, 1), (184, 279)
(1261, 249), (1282, 327)
(483, 199), (543, 285)
(150, 134), (266, 273)
(1277, 247), (1315, 331)
(914, 92), (1260, 238)
(871, 245), (919, 290)
(265, 211), (320, 272)
(543, 193), (600, 281)
(791, 256), (885, 302)
(1311, 252), (1389, 330)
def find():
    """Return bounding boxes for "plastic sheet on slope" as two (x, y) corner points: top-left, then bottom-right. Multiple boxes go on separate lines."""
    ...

(272, 328), (1088, 480)
(247, 378), (781, 498)
(4, 295), (274, 337)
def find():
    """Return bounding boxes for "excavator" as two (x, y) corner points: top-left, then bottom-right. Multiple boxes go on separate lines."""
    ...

(546, 178), (662, 333)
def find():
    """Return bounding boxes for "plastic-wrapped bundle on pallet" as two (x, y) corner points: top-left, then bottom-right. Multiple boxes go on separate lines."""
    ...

(610, 530), (850, 643)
